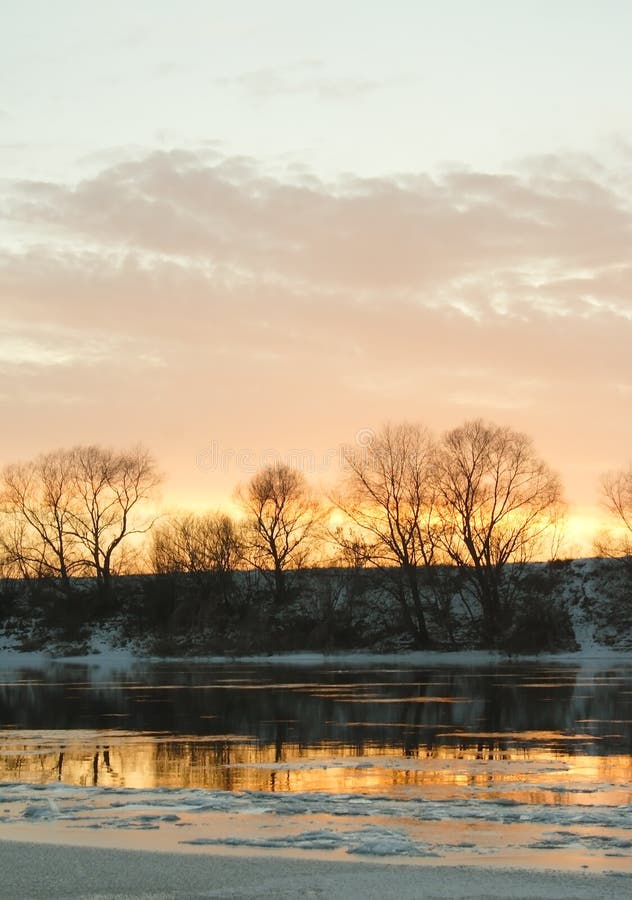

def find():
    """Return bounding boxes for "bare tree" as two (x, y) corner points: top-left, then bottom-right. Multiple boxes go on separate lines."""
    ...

(66, 445), (160, 599)
(151, 511), (242, 574)
(330, 525), (372, 569)
(434, 419), (563, 646)
(238, 463), (321, 605)
(597, 465), (632, 559)
(0, 451), (80, 585)
(335, 423), (437, 647)
(151, 511), (243, 614)
(1, 445), (160, 597)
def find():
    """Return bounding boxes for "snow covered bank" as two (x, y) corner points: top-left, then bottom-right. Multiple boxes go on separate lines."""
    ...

(1, 555), (630, 661)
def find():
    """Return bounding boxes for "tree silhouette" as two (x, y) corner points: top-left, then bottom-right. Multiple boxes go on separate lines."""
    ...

(434, 419), (563, 646)
(597, 464), (632, 562)
(238, 463), (321, 605)
(336, 423), (437, 647)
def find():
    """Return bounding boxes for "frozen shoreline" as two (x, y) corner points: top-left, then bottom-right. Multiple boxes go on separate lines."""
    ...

(2, 644), (632, 673)
(1, 779), (630, 881)
(0, 838), (628, 899)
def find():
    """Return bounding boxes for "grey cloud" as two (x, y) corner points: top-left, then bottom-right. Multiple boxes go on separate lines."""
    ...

(1, 245), (628, 391)
(5, 148), (632, 323)
(1, 146), (631, 510)
(217, 60), (381, 101)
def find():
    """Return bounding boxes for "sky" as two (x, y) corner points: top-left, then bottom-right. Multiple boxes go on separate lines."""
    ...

(1, 1), (632, 554)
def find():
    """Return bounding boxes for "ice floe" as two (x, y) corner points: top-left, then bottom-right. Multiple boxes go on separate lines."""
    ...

(0, 780), (631, 866)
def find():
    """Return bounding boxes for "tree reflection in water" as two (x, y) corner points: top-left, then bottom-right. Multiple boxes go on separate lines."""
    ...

(0, 661), (630, 799)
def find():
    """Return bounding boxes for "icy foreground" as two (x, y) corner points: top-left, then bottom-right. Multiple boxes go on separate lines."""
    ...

(0, 840), (628, 900)
(0, 776), (630, 877)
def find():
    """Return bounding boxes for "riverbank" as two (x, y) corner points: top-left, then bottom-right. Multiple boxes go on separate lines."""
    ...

(2, 556), (630, 661)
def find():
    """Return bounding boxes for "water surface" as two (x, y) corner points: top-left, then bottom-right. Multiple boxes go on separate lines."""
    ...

(1, 658), (631, 870)
(1, 660), (630, 800)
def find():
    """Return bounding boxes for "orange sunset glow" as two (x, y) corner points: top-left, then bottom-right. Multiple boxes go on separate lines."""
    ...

(1, 3), (631, 558)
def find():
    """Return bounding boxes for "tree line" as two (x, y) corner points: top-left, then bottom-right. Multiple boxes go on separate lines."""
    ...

(1, 420), (630, 651)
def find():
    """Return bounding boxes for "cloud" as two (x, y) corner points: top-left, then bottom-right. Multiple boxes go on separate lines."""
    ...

(217, 60), (382, 101)
(5, 148), (631, 323)
(1, 146), (631, 510)
(0, 334), (74, 368)
(0, 319), (167, 375)
(2, 146), (631, 390)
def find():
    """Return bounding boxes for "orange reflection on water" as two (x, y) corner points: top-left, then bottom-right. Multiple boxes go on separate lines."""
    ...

(1, 732), (631, 805)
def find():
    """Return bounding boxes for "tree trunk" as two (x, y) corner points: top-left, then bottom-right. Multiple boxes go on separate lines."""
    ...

(404, 564), (432, 648)
(273, 565), (286, 605)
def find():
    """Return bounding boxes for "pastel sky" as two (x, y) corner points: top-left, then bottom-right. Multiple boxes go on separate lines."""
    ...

(2, 1), (632, 553)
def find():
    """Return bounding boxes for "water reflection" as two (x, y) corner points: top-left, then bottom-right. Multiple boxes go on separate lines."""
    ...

(0, 661), (631, 802)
